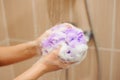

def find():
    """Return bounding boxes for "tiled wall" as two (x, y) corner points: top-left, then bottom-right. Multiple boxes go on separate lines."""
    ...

(87, 0), (120, 80)
(0, 0), (14, 80)
(0, 0), (120, 80)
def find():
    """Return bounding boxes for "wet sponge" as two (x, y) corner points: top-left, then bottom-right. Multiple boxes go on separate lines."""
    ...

(41, 23), (88, 63)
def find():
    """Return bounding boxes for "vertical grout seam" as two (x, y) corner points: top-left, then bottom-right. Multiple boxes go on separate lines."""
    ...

(10, 65), (15, 79)
(69, 0), (73, 22)
(10, 39), (29, 43)
(68, 1), (74, 80)
(1, 0), (15, 79)
(0, 39), (8, 45)
(1, 0), (9, 44)
(32, 0), (38, 38)
(110, 0), (116, 80)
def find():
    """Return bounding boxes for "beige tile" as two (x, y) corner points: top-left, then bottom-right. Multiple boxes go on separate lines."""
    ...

(115, 0), (120, 49)
(71, 0), (91, 31)
(99, 50), (111, 80)
(47, 0), (71, 25)
(111, 52), (120, 80)
(0, 65), (14, 80)
(0, 0), (6, 41)
(9, 41), (20, 45)
(0, 40), (8, 46)
(9, 39), (28, 46)
(68, 49), (98, 80)
(34, 0), (49, 36)
(4, 0), (34, 40)
(0, 25), (6, 41)
(86, 0), (114, 48)
(38, 70), (66, 80)
(35, 0), (71, 36)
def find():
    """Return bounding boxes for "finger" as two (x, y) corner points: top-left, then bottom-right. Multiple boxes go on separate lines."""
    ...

(63, 23), (74, 28)
(37, 30), (51, 41)
(56, 60), (71, 69)
(51, 45), (62, 55)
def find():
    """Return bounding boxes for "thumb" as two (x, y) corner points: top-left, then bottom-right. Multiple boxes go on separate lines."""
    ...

(51, 45), (62, 55)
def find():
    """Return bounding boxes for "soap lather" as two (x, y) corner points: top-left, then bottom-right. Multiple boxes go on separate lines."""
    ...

(40, 23), (88, 64)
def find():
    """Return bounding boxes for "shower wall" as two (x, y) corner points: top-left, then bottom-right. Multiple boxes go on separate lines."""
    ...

(0, 0), (120, 80)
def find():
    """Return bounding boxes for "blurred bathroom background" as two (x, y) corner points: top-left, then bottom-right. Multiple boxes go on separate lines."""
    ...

(0, 0), (120, 80)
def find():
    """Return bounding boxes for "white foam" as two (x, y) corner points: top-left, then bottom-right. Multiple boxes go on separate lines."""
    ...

(41, 23), (88, 63)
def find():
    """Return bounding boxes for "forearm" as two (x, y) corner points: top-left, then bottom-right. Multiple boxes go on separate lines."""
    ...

(0, 41), (39, 66)
(14, 61), (47, 80)
(14, 43), (71, 80)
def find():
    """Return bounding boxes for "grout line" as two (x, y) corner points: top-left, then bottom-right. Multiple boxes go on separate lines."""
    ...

(113, 49), (120, 52)
(10, 65), (15, 79)
(98, 47), (113, 52)
(98, 48), (120, 53)
(89, 46), (120, 53)
(0, 39), (9, 45)
(32, 0), (38, 38)
(10, 39), (29, 43)
(45, 1), (49, 31)
(66, 0), (75, 80)
(71, 67), (75, 80)
(1, 0), (15, 79)
(69, 0), (73, 22)
(110, 0), (116, 80)
(1, 0), (9, 45)
(68, 1), (73, 80)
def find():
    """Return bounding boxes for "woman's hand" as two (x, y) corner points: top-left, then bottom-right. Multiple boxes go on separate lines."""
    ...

(32, 30), (52, 55)
(15, 46), (72, 80)
(35, 46), (72, 73)
(0, 29), (51, 66)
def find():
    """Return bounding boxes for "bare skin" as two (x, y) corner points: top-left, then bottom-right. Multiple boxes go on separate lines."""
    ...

(0, 30), (71, 80)
(0, 41), (38, 66)
(14, 46), (70, 80)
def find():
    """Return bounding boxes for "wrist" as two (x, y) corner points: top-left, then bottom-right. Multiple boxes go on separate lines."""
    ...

(32, 60), (48, 74)
(25, 41), (39, 56)
(15, 60), (47, 80)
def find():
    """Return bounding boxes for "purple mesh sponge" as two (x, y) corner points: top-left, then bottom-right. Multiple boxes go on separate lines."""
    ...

(41, 23), (88, 62)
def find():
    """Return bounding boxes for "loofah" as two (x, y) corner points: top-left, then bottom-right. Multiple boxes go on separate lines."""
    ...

(41, 23), (88, 63)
